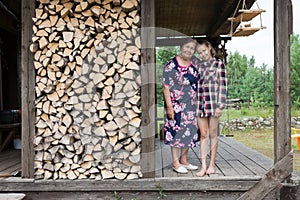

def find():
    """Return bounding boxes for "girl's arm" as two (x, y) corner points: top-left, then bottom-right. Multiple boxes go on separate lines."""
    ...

(217, 62), (227, 110)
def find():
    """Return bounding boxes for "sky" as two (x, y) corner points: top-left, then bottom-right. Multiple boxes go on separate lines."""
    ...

(226, 0), (300, 67)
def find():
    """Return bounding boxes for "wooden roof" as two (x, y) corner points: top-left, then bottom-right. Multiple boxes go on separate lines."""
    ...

(1, 0), (257, 38)
(155, 0), (256, 38)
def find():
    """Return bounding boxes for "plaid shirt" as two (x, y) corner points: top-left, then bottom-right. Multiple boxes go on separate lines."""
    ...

(197, 58), (227, 117)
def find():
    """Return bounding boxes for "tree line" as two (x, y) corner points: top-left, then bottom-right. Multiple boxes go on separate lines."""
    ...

(156, 34), (300, 108)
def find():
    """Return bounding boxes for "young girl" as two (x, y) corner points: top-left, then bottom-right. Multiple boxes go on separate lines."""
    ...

(196, 40), (227, 176)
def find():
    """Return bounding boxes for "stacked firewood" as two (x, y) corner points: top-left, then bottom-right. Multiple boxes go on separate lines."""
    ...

(30, 0), (141, 180)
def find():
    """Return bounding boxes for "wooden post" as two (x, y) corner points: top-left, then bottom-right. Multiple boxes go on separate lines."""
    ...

(141, 0), (156, 178)
(21, 0), (35, 178)
(0, 37), (2, 110)
(274, 0), (293, 163)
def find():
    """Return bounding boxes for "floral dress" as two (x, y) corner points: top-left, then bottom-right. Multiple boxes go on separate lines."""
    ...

(162, 56), (199, 148)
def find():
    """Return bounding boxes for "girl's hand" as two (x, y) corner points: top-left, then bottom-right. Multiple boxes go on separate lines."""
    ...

(215, 108), (222, 117)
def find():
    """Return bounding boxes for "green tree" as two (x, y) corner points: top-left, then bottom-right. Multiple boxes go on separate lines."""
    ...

(226, 51), (249, 100)
(290, 34), (300, 107)
(226, 51), (274, 106)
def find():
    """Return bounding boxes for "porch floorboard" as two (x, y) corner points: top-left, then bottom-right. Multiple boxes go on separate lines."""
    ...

(155, 136), (273, 178)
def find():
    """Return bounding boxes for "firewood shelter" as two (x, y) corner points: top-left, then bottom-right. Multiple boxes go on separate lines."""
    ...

(0, 0), (298, 199)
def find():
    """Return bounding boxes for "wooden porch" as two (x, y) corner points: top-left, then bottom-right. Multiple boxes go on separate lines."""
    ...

(155, 136), (273, 178)
(0, 137), (273, 179)
(0, 137), (277, 199)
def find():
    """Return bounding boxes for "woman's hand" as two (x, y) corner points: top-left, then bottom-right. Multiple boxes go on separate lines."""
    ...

(215, 108), (222, 117)
(166, 106), (174, 120)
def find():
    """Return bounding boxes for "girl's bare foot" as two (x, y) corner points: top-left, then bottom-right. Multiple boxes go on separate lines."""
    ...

(206, 166), (215, 175)
(196, 168), (206, 177)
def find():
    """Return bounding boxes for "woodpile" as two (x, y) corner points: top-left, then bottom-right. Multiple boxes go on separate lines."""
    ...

(31, 0), (141, 180)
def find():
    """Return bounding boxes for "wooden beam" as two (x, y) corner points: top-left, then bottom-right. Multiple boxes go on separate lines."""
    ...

(274, 0), (293, 163)
(21, 0), (35, 178)
(0, 176), (262, 192)
(0, 38), (2, 110)
(141, 0), (156, 178)
(156, 36), (231, 47)
(237, 151), (293, 200)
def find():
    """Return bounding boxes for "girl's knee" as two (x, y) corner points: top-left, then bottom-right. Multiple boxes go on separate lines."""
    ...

(200, 133), (209, 140)
(210, 134), (218, 140)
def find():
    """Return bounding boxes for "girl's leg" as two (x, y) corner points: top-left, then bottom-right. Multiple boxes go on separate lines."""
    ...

(206, 116), (219, 174)
(196, 117), (209, 177)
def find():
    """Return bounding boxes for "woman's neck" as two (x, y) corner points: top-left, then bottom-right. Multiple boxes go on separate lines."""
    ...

(177, 55), (190, 67)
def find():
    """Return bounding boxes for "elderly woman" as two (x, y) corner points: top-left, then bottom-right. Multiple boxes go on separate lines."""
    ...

(162, 38), (199, 174)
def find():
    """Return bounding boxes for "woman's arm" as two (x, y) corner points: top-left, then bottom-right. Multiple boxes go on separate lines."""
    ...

(163, 85), (174, 120)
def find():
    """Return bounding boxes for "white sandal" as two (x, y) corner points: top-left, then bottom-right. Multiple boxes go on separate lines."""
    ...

(181, 164), (198, 170)
(173, 166), (188, 174)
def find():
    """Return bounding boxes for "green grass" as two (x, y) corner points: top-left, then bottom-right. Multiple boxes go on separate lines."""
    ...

(221, 107), (273, 121)
(231, 128), (274, 159)
(157, 106), (164, 118)
(221, 105), (300, 121)
(291, 105), (300, 116)
(231, 128), (300, 172)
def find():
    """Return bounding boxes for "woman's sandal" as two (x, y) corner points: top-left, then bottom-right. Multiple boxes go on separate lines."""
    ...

(180, 163), (198, 170)
(173, 166), (188, 174)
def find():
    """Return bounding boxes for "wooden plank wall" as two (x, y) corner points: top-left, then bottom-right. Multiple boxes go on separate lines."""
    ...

(0, 38), (2, 110)
(141, 0), (156, 177)
(21, 0), (35, 178)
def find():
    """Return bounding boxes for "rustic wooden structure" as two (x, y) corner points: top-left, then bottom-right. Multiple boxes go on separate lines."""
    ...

(228, 0), (266, 37)
(0, 0), (298, 199)
(1, 137), (280, 199)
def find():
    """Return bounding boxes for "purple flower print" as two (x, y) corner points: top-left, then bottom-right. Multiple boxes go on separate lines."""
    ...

(173, 104), (181, 113)
(165, 131), (173, 142)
